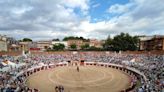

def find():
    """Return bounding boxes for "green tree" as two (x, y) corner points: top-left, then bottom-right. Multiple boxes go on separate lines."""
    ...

(104, 33), (139, 51)
(22, 38), (32, 42)
(81, 44), (90, 50)
(53, 43), (65, 50)
(63, 36), (88, 41)
(63, 36), (76, 41)
(114, 33), (139, 51)
(52, 38), (60, 41)
(103, 35), (113, 50)
(70, 44), (77, 50)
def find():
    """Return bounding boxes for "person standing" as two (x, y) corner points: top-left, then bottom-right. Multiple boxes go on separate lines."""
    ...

(77, 66), (79, 72)
(55, 86), (58, 92)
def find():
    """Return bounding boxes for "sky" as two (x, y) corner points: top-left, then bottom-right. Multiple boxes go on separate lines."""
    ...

(0, 0), (164, 41)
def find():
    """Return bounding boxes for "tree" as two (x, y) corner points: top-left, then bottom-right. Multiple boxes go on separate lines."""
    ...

(53, 43), (65, 51)
(70, 44), (77, 50)
(103, 35), (113, 50)
(52, 38), (60, 41)
(81, 44), (90, 50)
(22, 38), (32, 42)
(63, 36), (75, 41)
(104, 33), (139, 51)
(63, 36), (88, 41)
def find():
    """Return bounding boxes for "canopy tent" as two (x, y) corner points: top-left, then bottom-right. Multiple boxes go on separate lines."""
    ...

(1, 60), (16, 67)
(122, 58), (144, 66)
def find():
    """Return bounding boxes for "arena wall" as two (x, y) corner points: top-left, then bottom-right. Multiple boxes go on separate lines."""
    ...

(0, 51), (22, 56)
(0, 50), (164, 56)
(31, 51), (164, 55)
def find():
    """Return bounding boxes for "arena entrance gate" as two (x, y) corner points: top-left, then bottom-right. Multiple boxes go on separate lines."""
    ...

(80, 60), (85, 66)
(71, 60), (80, 66)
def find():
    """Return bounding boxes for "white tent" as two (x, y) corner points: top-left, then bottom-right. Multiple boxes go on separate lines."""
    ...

(7, 60), (16, 67)
(130, 58), (135, 62)
(38, 62), (45, 66)
(1, 61), (7, 66)
(73, 51), (78, 54)
(122, 60), (130, 65)
(1, 60), (16, 67)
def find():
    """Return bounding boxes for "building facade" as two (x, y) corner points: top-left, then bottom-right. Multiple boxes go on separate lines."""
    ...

(0, 35), (20, 52)
(89, 39), (104, 48)
(67, 39), (83, 50)
(19, 42), (33, 51)
(0, 40), (7, 51)
(139, 35), (164, 51)
(37, 41), (51, 51)
(7, 37), (20, 51)
(0, 35), (7, 51)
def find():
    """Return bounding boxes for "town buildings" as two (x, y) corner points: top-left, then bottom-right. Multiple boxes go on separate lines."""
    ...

(0, 39), (7, 51)
(0, 35), (19, 52)
(19, 41), (37, 52)
(36, 41), (51, 51)
(2, 34), (164, 52)
(67, 39), (84, 50)
(89, 39), (104, 48)
(139, 35), (164, 51)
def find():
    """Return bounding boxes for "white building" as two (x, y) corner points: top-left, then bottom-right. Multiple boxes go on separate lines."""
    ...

(0, 35), (7, 51)
(0, 40), (7, 51)
(0, 35), (21, 52)
(37, 41), (51, 51)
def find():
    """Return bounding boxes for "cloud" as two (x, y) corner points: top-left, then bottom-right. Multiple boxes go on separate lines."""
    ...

(61, 0), (89, 10)
(61, 0), (89, 15)
(92, 3), (100, 8)
(0, 0), (90, 40)
(0, 0), (164, 40)
(81, 0), (164, 39)
(131, 0), (164, 19)
(103, 0), (164, 36)
(107, 4), (130, 14)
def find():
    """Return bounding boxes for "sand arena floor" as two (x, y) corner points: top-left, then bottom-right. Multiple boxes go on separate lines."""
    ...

(26, 66), (131, 92)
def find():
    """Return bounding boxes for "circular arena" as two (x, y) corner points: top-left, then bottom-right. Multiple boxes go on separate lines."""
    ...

(1, 51), (163, 92)
(26, 66), (131, 92)
(23, 61), (145, 92)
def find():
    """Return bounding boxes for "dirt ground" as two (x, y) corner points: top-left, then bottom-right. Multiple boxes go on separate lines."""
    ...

(26, 66), (131, 92)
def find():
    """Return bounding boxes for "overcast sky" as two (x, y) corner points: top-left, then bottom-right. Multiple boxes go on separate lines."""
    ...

(0, 0), (164, 40)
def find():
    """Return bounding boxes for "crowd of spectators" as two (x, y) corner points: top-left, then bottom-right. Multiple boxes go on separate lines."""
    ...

(0, 52), (163, 92)
(0, 55), (38, 92)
